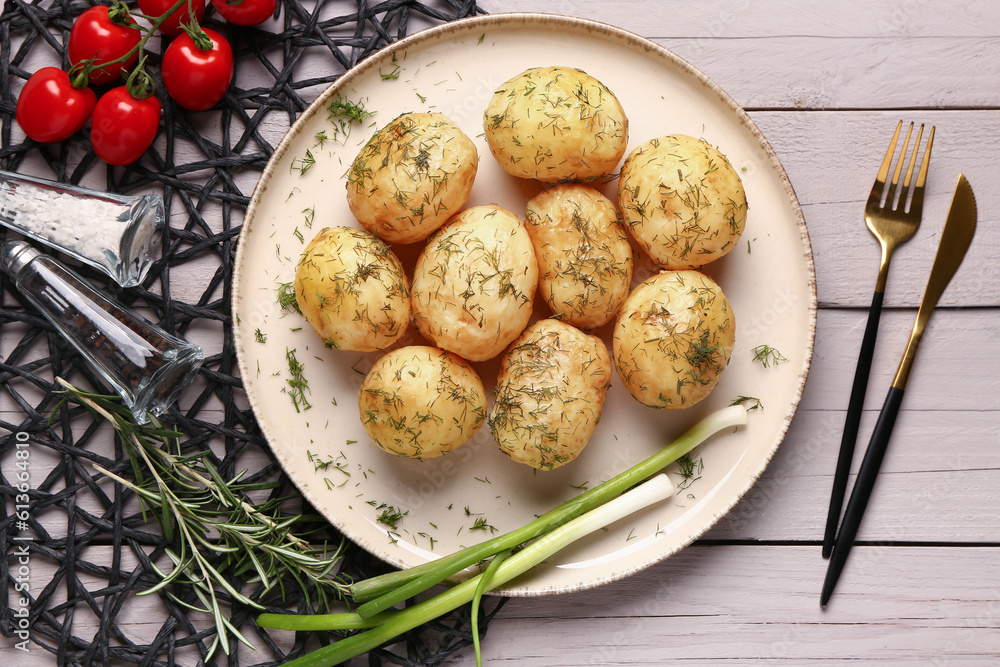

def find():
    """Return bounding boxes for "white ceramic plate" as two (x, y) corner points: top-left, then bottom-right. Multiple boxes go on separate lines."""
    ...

(232, 13), (816, 596)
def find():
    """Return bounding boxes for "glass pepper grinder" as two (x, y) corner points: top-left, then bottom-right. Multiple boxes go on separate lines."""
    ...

(1, 240), (203, 423)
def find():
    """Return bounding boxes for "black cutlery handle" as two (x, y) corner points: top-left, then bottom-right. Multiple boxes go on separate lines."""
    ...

(822, 289), (885, 558)
(821, 385), (906, 607)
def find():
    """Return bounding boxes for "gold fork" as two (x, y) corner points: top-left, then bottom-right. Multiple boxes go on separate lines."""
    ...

(822, 121), (934, 558)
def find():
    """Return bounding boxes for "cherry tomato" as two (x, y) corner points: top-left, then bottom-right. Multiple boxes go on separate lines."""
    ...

(210, 0), (278, 26)
(16, 67), (97, 143)
(137, 0), (206, 36)
(91, 87), (161, 165)
(161, 28), (233, 111)
(67, 5), (142, 86)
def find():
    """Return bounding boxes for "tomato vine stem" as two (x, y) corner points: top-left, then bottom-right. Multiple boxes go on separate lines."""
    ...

(79, 0), (212, 90)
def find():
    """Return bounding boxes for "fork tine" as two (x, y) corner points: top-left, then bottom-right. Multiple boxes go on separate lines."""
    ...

(901, 124), (924, 191)
(915, 125), (935, 189)
(896, 124), (924, 213)
(871, 121), (903, 204)
(884, 122), (914, 208)
(909, 125), (935, 214)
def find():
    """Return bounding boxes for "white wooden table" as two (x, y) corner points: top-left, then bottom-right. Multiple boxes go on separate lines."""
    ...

(4, 0), (999, 664)
(455, 1), (1000, 663)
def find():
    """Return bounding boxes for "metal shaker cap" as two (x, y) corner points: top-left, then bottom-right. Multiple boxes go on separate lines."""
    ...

(1, 240), (40, 277)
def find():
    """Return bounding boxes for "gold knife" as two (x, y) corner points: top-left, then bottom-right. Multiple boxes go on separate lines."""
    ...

(821, 173), (978, 607)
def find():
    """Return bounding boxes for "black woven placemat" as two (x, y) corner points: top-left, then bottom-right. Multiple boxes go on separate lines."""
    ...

(0, 1), (510, 665)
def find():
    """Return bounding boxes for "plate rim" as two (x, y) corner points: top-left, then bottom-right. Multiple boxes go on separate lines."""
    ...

(232, 11), (818, 596)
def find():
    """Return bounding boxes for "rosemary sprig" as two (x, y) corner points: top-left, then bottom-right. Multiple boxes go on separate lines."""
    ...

(52, 379), (350, 659)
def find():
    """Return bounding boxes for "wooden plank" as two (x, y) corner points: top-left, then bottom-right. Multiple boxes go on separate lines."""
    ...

(709, 307), (1000, 542)
(4, 544), (998, 664)
(481, 2), (1000, 109)
(707, 408), (1000, 542)
(481, 0), (999, 38)
(749, 110), (1000, 308)
(461, 545), (1000, 664)
(806, 308), (999, 412)
(661, 36), (1000, 110)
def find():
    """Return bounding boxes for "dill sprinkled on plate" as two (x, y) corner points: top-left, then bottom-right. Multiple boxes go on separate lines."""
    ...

(751, 344), (788, 368)
(368, 502), (407, 529)
(275, 280), (300, 313)
(327, 95), (374, 124)
(290, 149), (316, 175)
(731, 395), (763, 411)
(326, 96), (375, 143)
(284, 347), (311, 412)
(674, 453), (703, 491)
(469, 517), (497, 534)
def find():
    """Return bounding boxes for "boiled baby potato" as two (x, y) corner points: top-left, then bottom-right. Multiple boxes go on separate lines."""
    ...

(613, 270), (735, 408)
(346, 112), (478, 244)
(484, 66), (628, 183)
(411, 205), (537, 362)
(490, 319), (613, 470)
(524, 183), (633, 328)
(358, 345), (486, 459)
(295, 226), (410, 351)
(618, 134), (748, 268)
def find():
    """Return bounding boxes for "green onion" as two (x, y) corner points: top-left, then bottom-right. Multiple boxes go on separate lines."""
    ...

(259, 473), (678, 666)
(252, 610), (392, 631)
(470, 545), (512, 667)
(258, 404), (749, 666)
(349, 404), (748, 616)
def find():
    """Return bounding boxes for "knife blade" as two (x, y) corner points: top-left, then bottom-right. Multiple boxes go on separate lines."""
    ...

(820, 173), (978, 607)
(889, 173), (978, 392)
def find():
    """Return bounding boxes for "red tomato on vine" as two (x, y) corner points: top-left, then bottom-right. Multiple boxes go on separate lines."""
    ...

(67, 4), (142, 86)
(211, 0), (279, 26)
(91, 87), (162, 165)
(161, 28), (234, 111)
(16, 68), (97, 143)
(137, 0), (206, 37)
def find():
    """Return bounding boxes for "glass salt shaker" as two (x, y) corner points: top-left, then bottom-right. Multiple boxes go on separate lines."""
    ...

(0, 170), (163, 288)
(1, 241), (204, 423)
